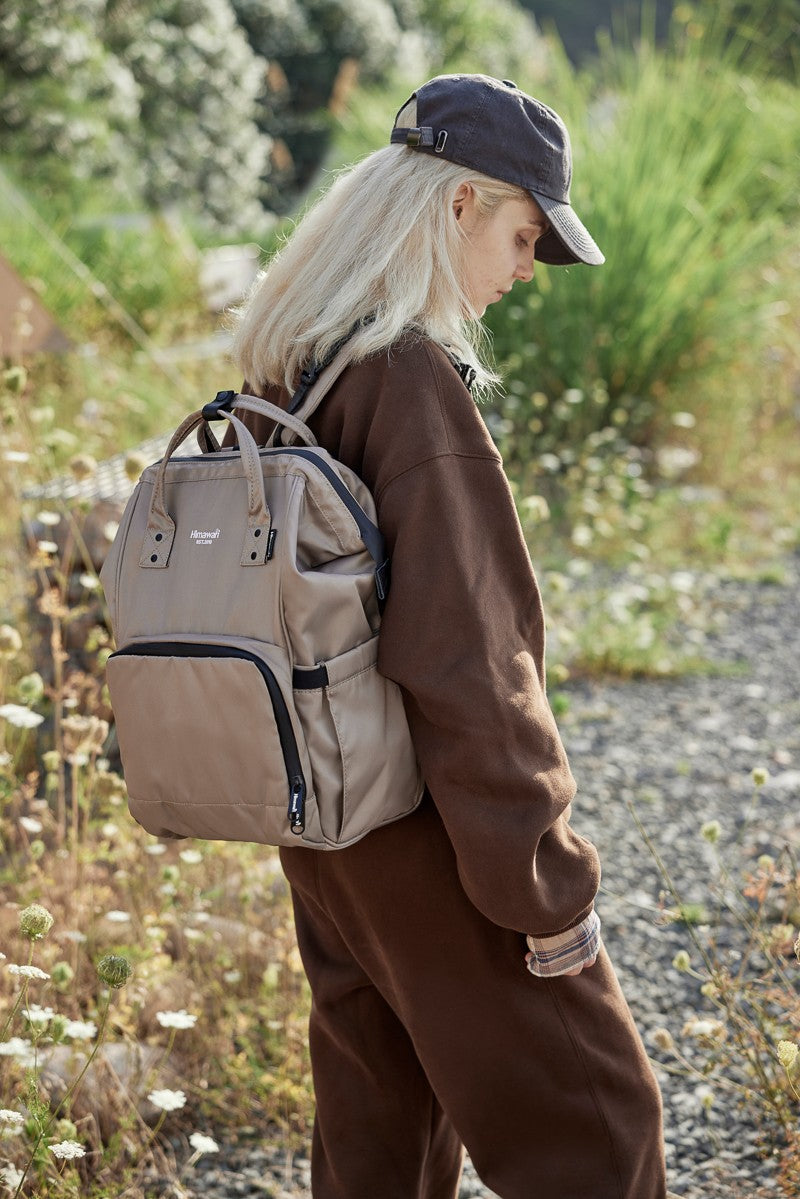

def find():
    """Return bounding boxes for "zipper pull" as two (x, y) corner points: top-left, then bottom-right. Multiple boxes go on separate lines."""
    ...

(288, 777), (306, 835)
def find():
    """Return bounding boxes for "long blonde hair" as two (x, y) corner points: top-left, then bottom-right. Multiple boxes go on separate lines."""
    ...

(230, 127), (530, 396)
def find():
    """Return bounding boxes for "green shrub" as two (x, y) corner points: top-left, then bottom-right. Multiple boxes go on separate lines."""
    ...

(485, 19), (798, 433)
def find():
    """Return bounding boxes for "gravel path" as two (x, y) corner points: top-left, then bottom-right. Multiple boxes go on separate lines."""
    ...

(169, 561), (800, 1199)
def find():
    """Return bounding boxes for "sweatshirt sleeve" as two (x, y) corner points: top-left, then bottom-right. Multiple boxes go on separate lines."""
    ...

(371, 360), (601, 937)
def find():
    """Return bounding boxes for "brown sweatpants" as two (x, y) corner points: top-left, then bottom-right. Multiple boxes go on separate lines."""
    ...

(279, 796), (667, 1199)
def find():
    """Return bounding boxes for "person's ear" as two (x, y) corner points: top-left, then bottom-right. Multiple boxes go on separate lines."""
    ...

(453, 182), (472, 222)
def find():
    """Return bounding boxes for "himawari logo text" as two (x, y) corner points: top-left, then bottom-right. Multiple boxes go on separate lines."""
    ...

(190, 528), (221, 546)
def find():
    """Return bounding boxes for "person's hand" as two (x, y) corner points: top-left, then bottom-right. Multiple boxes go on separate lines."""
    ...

(560, 954), (598, 977)
(523, 949), (599, 977)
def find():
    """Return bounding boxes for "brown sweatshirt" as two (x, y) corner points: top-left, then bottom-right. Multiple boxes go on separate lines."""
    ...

(230, 334), (601, 937)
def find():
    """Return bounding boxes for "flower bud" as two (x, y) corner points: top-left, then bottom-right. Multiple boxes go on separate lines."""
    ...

(672, 950), (691, 972)
(0, 624), (22, 658)
(751, 766), (770, 787)
(96, 954), (133, 989)
(19, 903), (54, 941)
(3, 366), (27, 394)
(16, 672), (44, 706)
(700, 820), (721, 845)
(50, 961), (74, 989)
(652, 1028), (675, 1052)
(41, 750), (61, 773)
(49, 1014), (68, 1042)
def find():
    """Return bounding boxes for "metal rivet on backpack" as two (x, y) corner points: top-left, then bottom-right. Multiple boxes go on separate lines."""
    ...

(254, 528), (261, 538)
(150, 554), (158, 563)
(155, 532), (163, 542)
(250, 551), (257, 560)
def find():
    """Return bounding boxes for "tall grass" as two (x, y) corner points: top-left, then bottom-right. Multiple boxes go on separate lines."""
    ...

(485, 13), (798, 421)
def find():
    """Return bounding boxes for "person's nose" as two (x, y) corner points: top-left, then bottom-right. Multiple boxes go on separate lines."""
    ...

(515, 255), (535, 283)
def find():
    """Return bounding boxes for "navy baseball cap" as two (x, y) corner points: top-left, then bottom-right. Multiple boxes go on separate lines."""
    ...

(390, 73), (604, 266)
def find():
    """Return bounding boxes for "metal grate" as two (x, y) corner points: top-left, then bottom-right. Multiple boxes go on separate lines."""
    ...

(22, 430), (204, 506)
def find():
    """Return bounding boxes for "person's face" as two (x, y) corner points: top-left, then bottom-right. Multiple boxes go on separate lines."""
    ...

(455, 185), (549, 317)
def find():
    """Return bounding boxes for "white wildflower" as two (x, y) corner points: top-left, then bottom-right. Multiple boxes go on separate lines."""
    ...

(7, 964), (50, 980)
(223, 970), (241, 984)
(0, 1110), (24, 1127)
(0, 704), (45, 729)
(156, 1009), (197, 1030)
(0, 1037), (36, 1067)
(23, 1004), (55, 1025)
(79, 573), (101, 591)
(105, 910), (131, 923)
(179, 849), (203, 865)
(184, 928), (205, 941)
(49, 1139), (85, 1159)
(19, 816), (43, 834)
(188, 1131), (219, 1155)
(36, 511), (61, 526)
(36, 541), (59, 555)
(145, 842), (167, 855)
(63, 1019), (97, 1040)
(4, 451), (30, 463)
(147, 1089), (186, 1112)
(0, 1164), (24, 1188)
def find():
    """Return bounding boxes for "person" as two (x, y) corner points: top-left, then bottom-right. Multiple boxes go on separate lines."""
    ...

(229, 73), (667, 1199)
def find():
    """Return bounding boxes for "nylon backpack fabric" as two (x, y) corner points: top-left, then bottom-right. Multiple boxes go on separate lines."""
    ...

(100, 352), (424, 849)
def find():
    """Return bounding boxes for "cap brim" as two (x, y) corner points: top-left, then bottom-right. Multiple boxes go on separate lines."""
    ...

(531, 192), (605, 266)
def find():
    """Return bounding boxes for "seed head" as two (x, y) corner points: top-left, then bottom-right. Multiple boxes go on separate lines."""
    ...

(41, 750), (61, 772)
(672, 950), (691, 972)
(651, 1028), (675, 1052)
(96, 954), (133, 989)
(124, 451), (148, 482)
(752, 766), (770, 787)
(777, 1040), (798, 1071)
(68, 454), (97, 481)
(20, 903), (54, 941)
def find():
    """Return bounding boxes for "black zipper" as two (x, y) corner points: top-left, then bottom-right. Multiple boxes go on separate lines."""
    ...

(110, 641), (307, 834)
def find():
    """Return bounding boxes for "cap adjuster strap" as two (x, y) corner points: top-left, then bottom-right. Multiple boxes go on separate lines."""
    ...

(390, 126), (435, 148)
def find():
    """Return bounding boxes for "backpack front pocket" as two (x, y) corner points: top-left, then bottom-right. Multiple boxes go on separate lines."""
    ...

(106, 639), (316, 845)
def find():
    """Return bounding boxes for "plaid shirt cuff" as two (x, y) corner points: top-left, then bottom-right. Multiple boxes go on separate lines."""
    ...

(525, 911), (602, 978)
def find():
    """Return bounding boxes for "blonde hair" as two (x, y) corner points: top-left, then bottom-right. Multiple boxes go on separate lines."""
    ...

(230, 131), (530, 396)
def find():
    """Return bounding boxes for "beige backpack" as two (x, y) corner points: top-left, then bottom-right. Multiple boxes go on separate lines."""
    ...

(100, 348), (423, 848)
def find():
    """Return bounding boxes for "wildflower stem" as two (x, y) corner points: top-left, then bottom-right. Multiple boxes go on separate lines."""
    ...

(0, 943), (34, 1042)
(11, 989), (112, 1199)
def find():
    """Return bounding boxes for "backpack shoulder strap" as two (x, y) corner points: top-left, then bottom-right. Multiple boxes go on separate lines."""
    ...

(272, 322), (365, 446)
